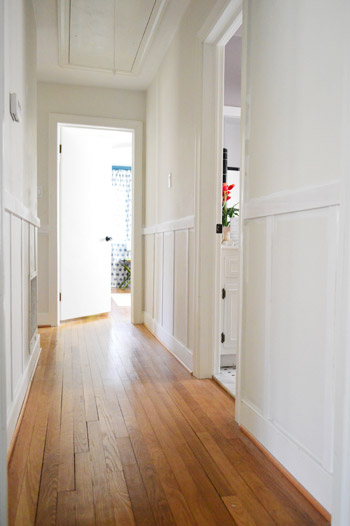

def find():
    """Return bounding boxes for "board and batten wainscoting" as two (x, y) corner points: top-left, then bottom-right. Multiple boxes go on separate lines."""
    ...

(4, 191), (41, 445)
(143, 216), (195, 371)
(239, 181), (340, 513)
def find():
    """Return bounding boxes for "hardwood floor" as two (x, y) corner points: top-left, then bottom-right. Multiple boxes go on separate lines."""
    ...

(8, 302), (330, 525)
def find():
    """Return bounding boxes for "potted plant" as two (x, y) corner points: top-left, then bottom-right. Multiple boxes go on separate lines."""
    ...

(222, 183), (239, 244)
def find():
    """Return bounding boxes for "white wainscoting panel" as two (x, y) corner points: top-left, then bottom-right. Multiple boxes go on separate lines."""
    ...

(162, 231), (174, 335)
(188, 229), (195, 352)
(241, 218), (267, 415)
(240, 189), (339, 511)
(143, 235), (154, 317)
(22, 222), (30, 370)
(11, 215), (23, 398)
(4, 212), (12, 406)
(143, 220), (194, 371)
(270, 208), (336, 466)
(174, 230), (188, 346)
(38, 230), (50, 319)
(4, 197), (41, 445)
(154, 233), (163, 325)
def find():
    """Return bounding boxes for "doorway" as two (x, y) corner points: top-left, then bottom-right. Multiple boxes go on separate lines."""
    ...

(59, 125), (134, 322)
(47, 113), (143, 326)
(213, 26), (242, 398)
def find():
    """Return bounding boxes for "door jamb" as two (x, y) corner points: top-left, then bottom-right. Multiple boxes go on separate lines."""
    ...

(192, 0), (243, 404)
(48, 113), (143, 326)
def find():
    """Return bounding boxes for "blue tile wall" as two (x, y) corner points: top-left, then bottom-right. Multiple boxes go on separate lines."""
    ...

(111, 167), (132, 288)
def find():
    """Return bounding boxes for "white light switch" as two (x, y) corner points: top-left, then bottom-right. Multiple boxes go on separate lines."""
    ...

(168, 172), (172, 188)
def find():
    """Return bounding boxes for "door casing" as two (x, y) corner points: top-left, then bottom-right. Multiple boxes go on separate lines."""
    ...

(48, 114), (143, 326)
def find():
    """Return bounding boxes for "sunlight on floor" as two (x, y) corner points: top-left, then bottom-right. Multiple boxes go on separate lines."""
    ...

(112, 293), (131, 307)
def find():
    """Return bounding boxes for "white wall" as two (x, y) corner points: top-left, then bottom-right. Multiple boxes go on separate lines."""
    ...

(3, 0), (40, 452)
(0, 0), (7, 519)
(239, 0), (346, 513)
(224, 34), (241, 107)
(223, 117), (240, 204)
(37, 83), (145, 323)
(143, 0), (218, 367)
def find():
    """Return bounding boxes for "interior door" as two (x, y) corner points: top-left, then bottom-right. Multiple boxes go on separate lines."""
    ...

(60, 126), (112, 321)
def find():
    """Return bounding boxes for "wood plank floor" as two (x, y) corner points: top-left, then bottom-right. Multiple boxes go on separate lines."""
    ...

(8, 302), (330, 525)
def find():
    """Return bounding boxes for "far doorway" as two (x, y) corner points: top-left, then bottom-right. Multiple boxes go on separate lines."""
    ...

(59, 125), (133, 322)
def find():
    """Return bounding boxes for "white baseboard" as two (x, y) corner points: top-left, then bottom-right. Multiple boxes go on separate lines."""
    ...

(7, 334), (41, 446)
(38, 312), (50, 326)
(240, 400), (332, 513)
(143, 311), (193, 372)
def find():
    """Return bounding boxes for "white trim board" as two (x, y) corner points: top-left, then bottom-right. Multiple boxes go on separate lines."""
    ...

(142, 215), (195, 235)
(6, 334), (41, 445)
(47, 113), (143, 327)
(4, 190), (40, 227)
(144, 311), (193, 372)
(240, 400), (332, 512)
(243, 182), (341, 220)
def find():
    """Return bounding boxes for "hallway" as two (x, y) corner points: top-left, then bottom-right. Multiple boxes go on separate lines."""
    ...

(8, 303), (329, 526)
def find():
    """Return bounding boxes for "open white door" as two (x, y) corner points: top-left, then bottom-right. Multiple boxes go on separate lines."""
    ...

(60, 126), (113, 321)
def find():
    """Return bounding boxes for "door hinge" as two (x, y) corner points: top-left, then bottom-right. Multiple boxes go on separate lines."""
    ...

(222, 287), (226, 299)
(221, 332), (225, 344)
(59, 144), (62, 154)
(216, 224), (222, 234)
(59, 292), (62, 302)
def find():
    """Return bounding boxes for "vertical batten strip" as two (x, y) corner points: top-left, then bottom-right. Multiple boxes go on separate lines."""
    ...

(263, 215), (273, 422)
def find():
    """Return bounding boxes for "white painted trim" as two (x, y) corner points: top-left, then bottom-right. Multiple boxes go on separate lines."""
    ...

(142, 215), (195, 235)
(331, 6), (350, 521)
(193, 0), (242, 380)
(240, 401), (332, 512)
(130, 0), (170, 74)
(47, 113), (143, 326)
(0, 0), (8, 519)
(144, 311), (193, 372)
(4, 190), (40, 227)
(243, 182), (341, 220)
(198, 0), (242, 45)
(6, 333), (41, 445)
(223, 105), (241, 118)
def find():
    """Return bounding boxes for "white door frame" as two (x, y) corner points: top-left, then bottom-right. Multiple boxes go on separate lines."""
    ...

(193, 0), (242, 388)
(0, 0), (8, 521)
(48, 114), (143, 326)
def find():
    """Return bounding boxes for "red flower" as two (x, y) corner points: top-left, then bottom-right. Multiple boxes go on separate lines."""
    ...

(228, 184), (235, 190)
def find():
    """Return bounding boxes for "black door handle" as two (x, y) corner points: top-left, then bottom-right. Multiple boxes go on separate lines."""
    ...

(105, 236), (112, 241)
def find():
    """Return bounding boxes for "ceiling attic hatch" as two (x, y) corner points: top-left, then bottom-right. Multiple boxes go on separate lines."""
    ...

(58, 0), (168, 75)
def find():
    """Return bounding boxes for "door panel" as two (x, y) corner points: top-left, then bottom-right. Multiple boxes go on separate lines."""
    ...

(60, 126), (112, 321)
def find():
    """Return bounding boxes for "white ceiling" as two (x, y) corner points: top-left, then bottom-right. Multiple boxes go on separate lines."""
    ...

(33, 0), (190, 90)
